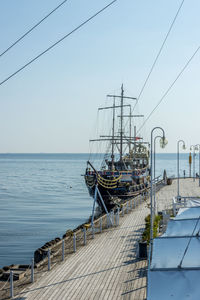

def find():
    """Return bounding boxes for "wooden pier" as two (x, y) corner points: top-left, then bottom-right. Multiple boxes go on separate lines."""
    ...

(4, 178), (200, 300)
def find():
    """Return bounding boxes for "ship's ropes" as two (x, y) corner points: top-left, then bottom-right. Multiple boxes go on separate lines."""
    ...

(97, 174), (122, 189)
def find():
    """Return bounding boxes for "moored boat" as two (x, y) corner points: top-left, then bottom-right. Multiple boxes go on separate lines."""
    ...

(85, 85), (150, 211)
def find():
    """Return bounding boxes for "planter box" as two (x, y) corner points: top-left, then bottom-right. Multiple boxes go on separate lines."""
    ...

(138, 241), (147, 258)
(167, 178), (172, 185)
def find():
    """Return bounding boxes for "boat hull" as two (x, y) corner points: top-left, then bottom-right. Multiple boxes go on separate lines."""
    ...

(84, 170), (149, 211)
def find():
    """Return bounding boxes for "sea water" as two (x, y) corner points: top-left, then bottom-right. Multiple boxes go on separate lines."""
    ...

(0, 153), (194, 268)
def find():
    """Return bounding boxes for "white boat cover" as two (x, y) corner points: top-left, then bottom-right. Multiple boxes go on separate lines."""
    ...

(175, 206), (200, 220)
(151, 237), (200, 269)
(148, 270), (200, 300)
(162, 219), (200, 237)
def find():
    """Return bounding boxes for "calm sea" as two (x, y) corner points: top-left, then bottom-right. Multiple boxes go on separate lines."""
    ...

(0, 153), (194, 268)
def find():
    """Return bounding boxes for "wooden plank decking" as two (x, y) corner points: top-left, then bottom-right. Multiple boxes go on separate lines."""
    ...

(13, 178), (200, 300)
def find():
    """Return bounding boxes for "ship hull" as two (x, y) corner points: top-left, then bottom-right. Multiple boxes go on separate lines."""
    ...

(85, 169), (149, 211)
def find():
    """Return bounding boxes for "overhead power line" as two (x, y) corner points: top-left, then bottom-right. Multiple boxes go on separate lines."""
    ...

(0, 0), (117, 87)
(133, 0), (185, 112)
(137, 45), (200, 134)
(0, 0), (70, 58)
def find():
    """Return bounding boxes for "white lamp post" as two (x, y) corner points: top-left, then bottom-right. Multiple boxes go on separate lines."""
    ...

(195, 144), (200, 187)
(177, 140), (186, 200)
(150, 127), (167, 257)
(153, 135), (163, 215)
(190, 145), (197, 182)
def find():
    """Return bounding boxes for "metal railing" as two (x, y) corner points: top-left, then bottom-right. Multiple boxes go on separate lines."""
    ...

(172, 196), (200, 216)
(0, 185), (163, 299)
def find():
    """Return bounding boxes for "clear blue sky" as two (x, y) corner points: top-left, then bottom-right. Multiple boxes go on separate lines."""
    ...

(0, 0), (199, 153)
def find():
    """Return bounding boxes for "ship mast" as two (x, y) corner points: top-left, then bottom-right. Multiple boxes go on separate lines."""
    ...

(91, 86), (137, 169)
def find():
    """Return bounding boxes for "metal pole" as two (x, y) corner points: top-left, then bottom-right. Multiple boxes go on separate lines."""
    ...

(126, 201), (129, 213)
(107, 214), (109, 228)
(91, 185), (97, 227)
(10, 270), (14, 298)
(92, 225), (95, 239)
(193, 148), (195, 182)
(100, 217), (102, 232)
(62, 240), (65, 261)
(177, 141), (180, 198)
(150, 127), (165, 259)
(73, 233), (76, 252)
(31, 258), (34, 283)
(48, 249), (51, 271)
(154, 136), (162, 215)
(117, 207), (119, 225)
(83, 227), (87, 245)
(195, 145), (200, 187)
(150, 130), (154, 247)
(96, 186), (113, 226)
(199, 149), (200, 187)
(177, 140), (186, 199)
(122, 205), (124, 216)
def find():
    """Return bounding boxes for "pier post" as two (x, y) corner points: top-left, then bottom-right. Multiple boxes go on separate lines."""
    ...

(107, 214), (109, 228)
(111, 210), (114, 226)
(48, 249), (51, 271)
(100, 217), (102, 232)
(73, 233), (76, 252)
(31, 258), (34, 283)
(62, 240), (65, 261)
(92, 225), (95, 239)
(83, 228), (87, 245)
(126, 202), (129, 213)
(130, 199), (132, 210)
(122, 205), (124, 216)
(10, 270), (14, 299)
(117, 207), (119, 226)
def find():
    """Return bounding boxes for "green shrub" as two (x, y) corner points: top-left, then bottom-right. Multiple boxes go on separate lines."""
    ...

(142, 214), (162, 244)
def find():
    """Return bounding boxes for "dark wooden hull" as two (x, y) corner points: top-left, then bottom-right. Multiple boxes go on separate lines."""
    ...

(85, 174), (149, 211)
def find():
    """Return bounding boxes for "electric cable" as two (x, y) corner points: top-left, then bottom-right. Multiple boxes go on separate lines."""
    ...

(0, 0), (70, 58)
(132, 0), (185, 113)
(124, 0), (186, 136)
(137, 45), (200, 134)
(0, 0), (117, 87)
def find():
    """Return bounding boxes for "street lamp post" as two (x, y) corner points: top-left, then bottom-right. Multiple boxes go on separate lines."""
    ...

(150, 127), (166, 257)
(153, 135), (162, 215)
(190, 145), (196, 182)
(195, 144), (200, 187)
(177, 140), (186, 199)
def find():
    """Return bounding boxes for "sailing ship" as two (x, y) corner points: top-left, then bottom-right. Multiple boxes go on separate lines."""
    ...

(84, 85), (150, 211)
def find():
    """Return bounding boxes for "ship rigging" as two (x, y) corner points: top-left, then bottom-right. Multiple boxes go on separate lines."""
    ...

(85, 85), (150, 211)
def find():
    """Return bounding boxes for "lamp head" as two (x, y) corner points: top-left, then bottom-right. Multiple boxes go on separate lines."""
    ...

(182, 143), (186, 150)
(160, 137), (168, 149)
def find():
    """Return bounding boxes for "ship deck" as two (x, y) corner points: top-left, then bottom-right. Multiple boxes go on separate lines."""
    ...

(11, 178), (200, 300)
